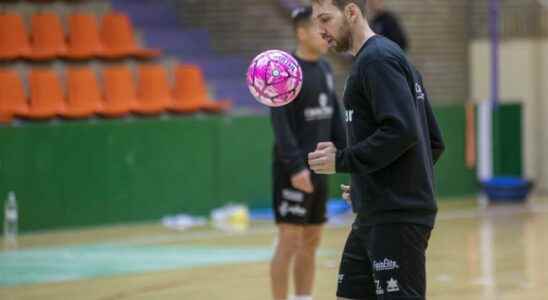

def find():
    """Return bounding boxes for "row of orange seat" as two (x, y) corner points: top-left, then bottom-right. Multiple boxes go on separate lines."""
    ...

(0, 11), (160, 60)
(0, 64), (231, 123)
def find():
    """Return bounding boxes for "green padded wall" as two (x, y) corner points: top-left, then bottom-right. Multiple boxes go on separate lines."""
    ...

(1, 103), (512, 232)
(0, 118), (217, 231)
(432, 105), (478, 197)
(215, 116), (273, 209)
(492, 103), (522, 177)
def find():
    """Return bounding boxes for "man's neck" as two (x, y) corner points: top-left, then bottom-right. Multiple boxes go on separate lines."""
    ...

(350, 21), (376, 56)
(296, 45), (320, 62)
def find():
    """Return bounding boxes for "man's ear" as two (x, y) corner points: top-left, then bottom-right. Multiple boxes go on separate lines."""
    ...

(344, 3), (358, 24)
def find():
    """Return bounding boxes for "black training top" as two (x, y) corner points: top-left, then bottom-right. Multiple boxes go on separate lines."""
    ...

(336, 35), (445, 228)
(271, 55), (346, 175)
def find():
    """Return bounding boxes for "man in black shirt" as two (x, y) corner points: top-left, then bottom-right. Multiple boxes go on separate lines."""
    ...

(270, 6), (346, 300)
(368, 0), (409, 51)
(309, 1), (444, 299)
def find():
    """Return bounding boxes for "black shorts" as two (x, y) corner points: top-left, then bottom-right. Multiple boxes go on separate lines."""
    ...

(272, 162), (328, 225)
(337, 221), (432, 300)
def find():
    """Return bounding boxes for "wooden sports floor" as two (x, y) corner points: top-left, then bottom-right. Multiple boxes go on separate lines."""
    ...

(1, 197), (547, 300)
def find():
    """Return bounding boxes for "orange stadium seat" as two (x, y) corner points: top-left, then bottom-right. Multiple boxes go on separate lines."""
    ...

(25, 69), (65, 119)
(100, 12), (161, 59)
(0, 69), (28, 123)
(30, 12), (67, 60)
(66, 13), (104, 59)
(0, 14), (31, 60)
(170, 64), (232, 113)
(62, 67), (103, 119)
(133, 64), (173, 115)
(100, 65), (137, 117)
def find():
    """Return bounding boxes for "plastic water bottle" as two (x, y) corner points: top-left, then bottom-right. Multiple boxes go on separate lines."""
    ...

(4, 191), (18, 246)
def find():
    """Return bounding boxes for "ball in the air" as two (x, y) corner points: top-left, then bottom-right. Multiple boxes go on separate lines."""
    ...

(246, 50), (303, 107)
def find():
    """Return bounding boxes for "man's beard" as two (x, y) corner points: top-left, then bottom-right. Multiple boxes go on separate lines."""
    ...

(334, 20), (352, 53)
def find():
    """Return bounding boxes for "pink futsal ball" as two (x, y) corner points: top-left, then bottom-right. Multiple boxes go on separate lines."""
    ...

(246, 50), (303, 107)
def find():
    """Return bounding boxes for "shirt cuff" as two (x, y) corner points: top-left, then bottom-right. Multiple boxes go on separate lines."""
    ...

(288, 160), (307, 176)
(335, 148), (351, 173)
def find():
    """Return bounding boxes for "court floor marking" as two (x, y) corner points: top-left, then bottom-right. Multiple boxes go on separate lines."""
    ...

(0, 244), (336, 287)
(1, 202), (546, 287)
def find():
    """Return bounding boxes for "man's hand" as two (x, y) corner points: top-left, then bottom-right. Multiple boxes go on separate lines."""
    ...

(291, 169), (314, 193)
(341, 184), (351, 205)
(308, 142), (337, 174)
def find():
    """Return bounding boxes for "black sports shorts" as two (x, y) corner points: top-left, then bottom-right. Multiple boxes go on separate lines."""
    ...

(272, 162), (328, 225)
(337, 221), (432, 299)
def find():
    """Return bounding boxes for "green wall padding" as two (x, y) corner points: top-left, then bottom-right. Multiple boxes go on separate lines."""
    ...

(215, 116), (273, 209)
(433, 105), (478, 197)
(0, 103), (500, 232)
(0, 118), (218, 231)
(492, 103), (522, 177)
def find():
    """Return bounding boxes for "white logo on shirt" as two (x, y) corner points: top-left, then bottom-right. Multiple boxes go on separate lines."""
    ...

(319, 93), (328, 107)
(415, 83), (425, 101)
(344, 110), (354, 123)
(304, 93), (333, 121)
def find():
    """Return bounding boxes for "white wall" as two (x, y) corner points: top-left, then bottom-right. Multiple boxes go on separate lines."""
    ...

(469, 39), (547, 193)
(540, 40), (548, 193)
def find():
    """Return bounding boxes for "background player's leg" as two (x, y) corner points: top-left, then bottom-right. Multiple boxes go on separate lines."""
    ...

(271, 224), (303, 300)
(293, 225), (323, 298)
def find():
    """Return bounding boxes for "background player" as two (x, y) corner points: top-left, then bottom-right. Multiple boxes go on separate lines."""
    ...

(270, 6), (346, 300)
(309, 0), (445, 299)
(368, 0), (409, 51)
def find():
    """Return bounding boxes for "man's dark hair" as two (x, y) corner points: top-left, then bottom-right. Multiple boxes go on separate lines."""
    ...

(291, 6), (313, 29)
(312, 0), (367, 16)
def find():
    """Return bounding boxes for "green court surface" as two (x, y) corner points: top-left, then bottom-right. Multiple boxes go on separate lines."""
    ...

(0, 244), (277, 286)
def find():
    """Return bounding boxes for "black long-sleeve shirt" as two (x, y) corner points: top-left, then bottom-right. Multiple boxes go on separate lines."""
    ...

(335, 36), (444, 228)
(271, 56), (346, 175)
(371, 11), (409, 52)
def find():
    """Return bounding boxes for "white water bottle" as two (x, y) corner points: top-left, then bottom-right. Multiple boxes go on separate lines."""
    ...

(4, 191), (18, 246)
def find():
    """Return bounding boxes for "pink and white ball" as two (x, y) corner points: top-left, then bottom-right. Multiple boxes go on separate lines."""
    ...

(246, 50), (303, 107)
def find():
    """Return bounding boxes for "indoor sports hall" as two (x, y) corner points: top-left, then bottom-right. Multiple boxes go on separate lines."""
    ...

(1, 1), (547, 299)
